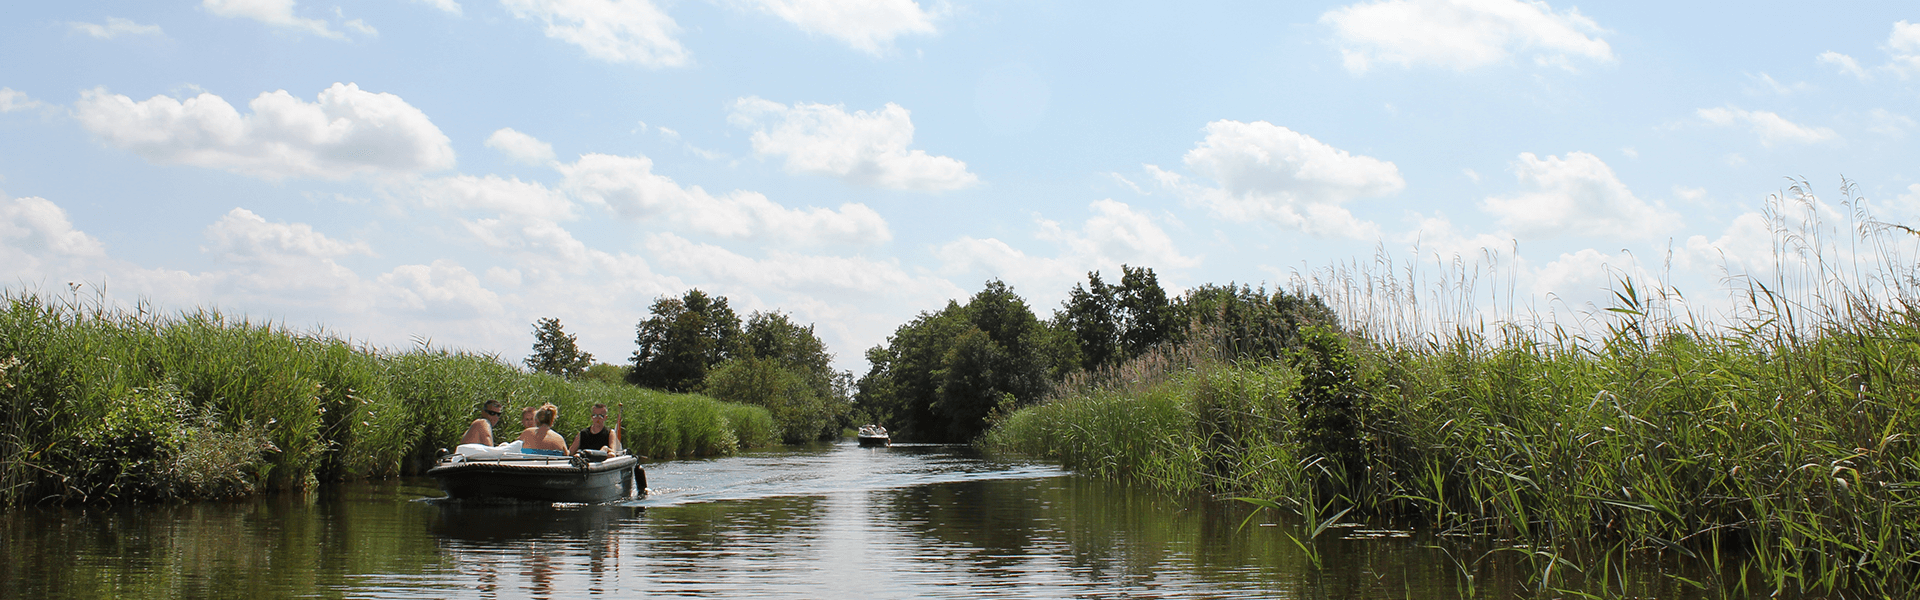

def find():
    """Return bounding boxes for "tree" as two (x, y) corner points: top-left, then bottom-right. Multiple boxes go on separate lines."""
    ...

(704, 311), (851, 443)
(1173, 283), (1337, 360)
(627, 289), (741, 392)
(525, 317), (593, 378)
(1057, 265), (1174, 372)
(855, 280), (1053, 442)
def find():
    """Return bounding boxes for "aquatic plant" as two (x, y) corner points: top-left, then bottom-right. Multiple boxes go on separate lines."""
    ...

(0, 291), (775, 506)
(987, 179), (1920, 597)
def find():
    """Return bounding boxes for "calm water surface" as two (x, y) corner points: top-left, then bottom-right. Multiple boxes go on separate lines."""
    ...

(3, 442), (1770, 599)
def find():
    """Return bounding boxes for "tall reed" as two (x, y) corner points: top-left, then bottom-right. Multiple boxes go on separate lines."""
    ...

(987, 179), (1920, 596)
(0, 290), (774, 506)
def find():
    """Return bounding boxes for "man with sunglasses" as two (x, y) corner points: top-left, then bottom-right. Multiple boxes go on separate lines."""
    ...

(459, 400), (505, 446)
(568, 403), (622, 455)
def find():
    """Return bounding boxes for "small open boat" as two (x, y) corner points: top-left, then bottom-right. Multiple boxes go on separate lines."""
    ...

(428, 443), (645, 503)
(856, 425), (890, 447)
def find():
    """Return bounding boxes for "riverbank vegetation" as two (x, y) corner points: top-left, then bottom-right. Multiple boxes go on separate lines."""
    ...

(0, 293), (774, 507)
(985, 181), (1920, 597)
(624, 290), (852, 444)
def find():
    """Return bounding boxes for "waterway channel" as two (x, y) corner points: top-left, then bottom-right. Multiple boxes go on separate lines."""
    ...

(2, 441), (1784, 598)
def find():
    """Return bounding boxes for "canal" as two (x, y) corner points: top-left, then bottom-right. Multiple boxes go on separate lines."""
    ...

(2, 442), (1774, 598)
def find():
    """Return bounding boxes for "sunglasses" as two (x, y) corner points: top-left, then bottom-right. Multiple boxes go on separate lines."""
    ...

(484, 410), (502, 417)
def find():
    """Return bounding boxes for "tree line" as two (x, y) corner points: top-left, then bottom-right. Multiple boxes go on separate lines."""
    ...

(524, 290), (849, 444)
(525, 266), (1338, 445)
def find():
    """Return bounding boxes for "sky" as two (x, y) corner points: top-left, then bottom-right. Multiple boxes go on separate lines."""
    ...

(3, 1), (1918, 375)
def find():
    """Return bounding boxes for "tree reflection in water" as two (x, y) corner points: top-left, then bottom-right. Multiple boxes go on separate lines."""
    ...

(2, 443), (1772, 599)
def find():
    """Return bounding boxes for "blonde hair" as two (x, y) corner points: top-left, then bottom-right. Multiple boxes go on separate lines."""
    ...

(536, 403), (557, 427)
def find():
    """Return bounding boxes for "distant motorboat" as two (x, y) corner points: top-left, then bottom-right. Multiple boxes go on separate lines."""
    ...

(857, 425), (890, 447)
(428, 441), (645, 503)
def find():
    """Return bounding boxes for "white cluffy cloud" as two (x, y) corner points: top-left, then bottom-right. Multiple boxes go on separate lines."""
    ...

(0, 88), (43, 112)
(730, 97), (978, 191)
(936, 199), (1199, 303)
(1696, 106), (1838, 146)
(485, 127), (557, 164)
(70, 17), (165, 39)
(202, 0), (359, 39)
(75, 83), (456, 181)
(560, 153), (892, 245)
(1, 195), (108, 259)
(1480, 151), (1676, 239)
(1150, 119), (1403, 239)
(734, 0), (939, 53)
(1322, 0), (1613, 73)
(204, 207), (372, 263)
(1820, 21), (1920, 80)
(409, 174), (577, 220)
(501, 0), (688, 68)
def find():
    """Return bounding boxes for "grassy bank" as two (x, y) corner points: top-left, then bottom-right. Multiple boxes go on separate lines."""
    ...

(987, 183), (1920, 596)
(0, 290), (774, 506)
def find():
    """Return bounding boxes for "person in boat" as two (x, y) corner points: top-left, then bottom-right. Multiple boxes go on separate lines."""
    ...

(518, 403), (570, 456)
(568, 403), (622, 455)
(458, 400), (504, 446)
(518, 406), (538, 431)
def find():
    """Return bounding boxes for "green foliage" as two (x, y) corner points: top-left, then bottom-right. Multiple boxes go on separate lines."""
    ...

(1057, 265), (1175, 373)
(1174, 283), (1338, 360)
(628, 289), (740, 392)
(524, 317), (593, 378)
(857, 280), (1055, 442)
(988, 181), (1920, 597)
(579, 362), (626, 385)
(697, 310), (851, 443)
(0, 289), (773, 506)
(1286, 323), (1374, 494)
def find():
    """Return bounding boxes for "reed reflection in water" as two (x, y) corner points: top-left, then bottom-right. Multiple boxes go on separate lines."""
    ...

(3, 442), (1749, 599)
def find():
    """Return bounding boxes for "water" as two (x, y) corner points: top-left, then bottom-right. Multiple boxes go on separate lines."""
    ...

(1, 442), (1778, 599)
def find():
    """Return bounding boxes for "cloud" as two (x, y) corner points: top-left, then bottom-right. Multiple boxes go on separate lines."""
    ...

(69, 17), (165, 39)
(648, 232), (950, 297)
(935, 199), (1198, 311)
(1321, 0), (1613, 73)
(0, 195), (107, 259)
(1149, 119), (1402, 239)
(1480, 151), (1677, 239)
(1819, 51), (1869, 80)
(1749, 72), (1810, 95)
(731, 0), (938, 54)
(377, 260), (504, 317)
(202, 0), (349, 39)
(729, 97), (977, 191)
(485, 127), (556, 164)
(408, 174), (577, 220)
(204, 208), (372, 263)
(559, 153), (892, 245)
(1036, 199), (1199, 270)
(1819, 21), (1920, 80)
(74, 83), (456, 180)
(1696, 106), (1838, 146)
(0, 88), (43, 113)
(501, 0), (688, 68)
(415, 0), (463, 15)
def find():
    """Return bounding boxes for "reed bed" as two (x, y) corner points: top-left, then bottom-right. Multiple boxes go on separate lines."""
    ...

(987, 180), (1920, 597)
(0, 291), (774, 506)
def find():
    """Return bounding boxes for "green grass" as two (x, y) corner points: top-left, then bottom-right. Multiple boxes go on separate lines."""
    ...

(0, 290), (774, 506)
(986, 180), (1920, 597)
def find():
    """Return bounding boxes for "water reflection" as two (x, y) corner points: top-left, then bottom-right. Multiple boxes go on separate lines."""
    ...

(1, 442), (1798, 599)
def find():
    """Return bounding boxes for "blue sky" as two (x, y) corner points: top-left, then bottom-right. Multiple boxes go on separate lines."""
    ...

(3, 0), (1918, 373)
